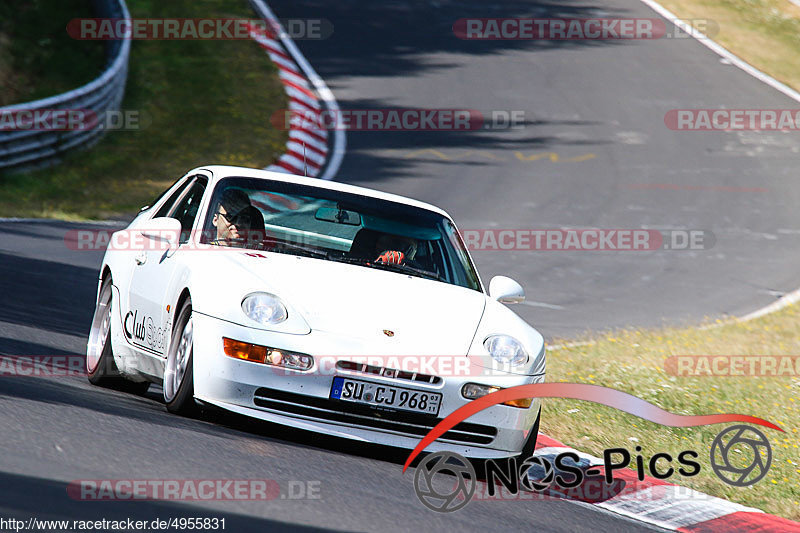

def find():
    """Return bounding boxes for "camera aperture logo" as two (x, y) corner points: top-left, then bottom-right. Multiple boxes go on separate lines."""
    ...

(413, 452), (476, 513)
(710, 425), (772, 487)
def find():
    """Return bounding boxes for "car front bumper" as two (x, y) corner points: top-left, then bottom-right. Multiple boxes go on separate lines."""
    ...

(192, 312), (544, 459)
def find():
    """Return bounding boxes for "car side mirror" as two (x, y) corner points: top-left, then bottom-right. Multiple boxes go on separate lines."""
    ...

(489, 276), (525, 304)
(140, 217), (182, 247)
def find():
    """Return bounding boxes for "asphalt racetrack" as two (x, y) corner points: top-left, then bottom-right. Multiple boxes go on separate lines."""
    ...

(275, 0), (800, 339)
(2, 0), (799, 531)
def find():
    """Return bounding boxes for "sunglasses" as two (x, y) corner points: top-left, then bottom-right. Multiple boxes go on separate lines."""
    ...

(217, 210), (249, 226)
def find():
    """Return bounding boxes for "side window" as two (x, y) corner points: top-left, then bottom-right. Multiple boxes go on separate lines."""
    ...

(443, 221), (482, 292)
(154, 178), (191, 218)
(170, 178), (208, 243)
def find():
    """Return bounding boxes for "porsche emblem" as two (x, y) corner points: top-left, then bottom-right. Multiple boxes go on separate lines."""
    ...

(383, 329), (395, 337)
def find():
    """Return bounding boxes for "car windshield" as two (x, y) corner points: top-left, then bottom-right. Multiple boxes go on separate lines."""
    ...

(201, 177), (482, 292)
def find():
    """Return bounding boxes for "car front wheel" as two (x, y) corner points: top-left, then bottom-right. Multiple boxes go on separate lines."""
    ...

(164, 298), (196, 415)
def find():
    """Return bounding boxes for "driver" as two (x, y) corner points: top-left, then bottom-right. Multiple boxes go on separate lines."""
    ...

(375, 234), (418, 265)
(211, 189), (265, 246)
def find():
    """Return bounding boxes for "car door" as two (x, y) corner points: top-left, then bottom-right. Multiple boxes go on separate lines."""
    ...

(125, 176), (208, 357)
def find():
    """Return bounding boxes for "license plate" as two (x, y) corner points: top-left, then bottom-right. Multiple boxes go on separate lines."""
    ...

(330, 377), (441, 416)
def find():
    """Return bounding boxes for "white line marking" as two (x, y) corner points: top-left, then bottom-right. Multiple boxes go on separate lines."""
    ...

(638, 0), (800, 103)
(737, 287), (800, 321)
(547, 340), (595, 350)
(520, 300), (565, 310)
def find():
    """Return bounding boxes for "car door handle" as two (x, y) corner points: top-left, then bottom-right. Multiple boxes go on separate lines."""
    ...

(135, 251), (147, 265)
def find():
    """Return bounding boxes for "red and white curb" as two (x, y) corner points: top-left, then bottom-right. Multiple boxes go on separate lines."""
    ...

(247, 0), (345, 180)
(533, 433), (800, 531)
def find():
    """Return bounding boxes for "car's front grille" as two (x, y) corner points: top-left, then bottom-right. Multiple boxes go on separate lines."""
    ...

(253, 387), (496, 445)
(335, 360), (443, 385)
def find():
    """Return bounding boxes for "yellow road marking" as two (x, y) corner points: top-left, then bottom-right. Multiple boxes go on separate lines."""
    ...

(399, 149), (449, 159)
(514, 151), (560, 162)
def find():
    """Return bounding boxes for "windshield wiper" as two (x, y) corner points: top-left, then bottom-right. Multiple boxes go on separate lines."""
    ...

(327, 256), (369, 266)
(369, 261), (446, 282)
(250, 240), (330, 259)
(329, 256), (445, 282)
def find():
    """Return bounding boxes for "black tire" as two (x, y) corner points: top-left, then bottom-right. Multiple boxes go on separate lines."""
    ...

(87, 277), (150, 395)
(164, 298), (197, 415)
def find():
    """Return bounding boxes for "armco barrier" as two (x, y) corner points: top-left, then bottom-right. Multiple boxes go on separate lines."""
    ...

(0, 0), (130, 172)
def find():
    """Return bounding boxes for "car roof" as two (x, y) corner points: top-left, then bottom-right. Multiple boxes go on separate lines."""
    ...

(191, 165), (452, 219)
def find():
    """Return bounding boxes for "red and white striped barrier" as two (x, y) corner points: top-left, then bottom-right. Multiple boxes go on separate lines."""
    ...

(533, 433), (800, 531)
(246, 23), (327, 176)
(246, 0), (344, 180)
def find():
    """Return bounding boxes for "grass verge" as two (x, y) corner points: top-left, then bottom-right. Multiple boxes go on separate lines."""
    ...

(0, 0), (104, 106)
(658, 0), (800, 92)
(543, 305), (800, 520)
(0, 0), (287, 219)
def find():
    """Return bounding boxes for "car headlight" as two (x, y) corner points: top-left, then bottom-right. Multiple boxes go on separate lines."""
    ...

(223, 338), (313, 371)
(241, 292), (288, 325)
(483, 335), (528, 366)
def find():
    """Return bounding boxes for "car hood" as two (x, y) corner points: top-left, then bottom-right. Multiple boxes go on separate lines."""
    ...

(229, 252), (487, 355)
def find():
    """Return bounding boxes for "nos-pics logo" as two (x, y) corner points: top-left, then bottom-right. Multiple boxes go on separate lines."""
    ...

(413, 425), (772, 513)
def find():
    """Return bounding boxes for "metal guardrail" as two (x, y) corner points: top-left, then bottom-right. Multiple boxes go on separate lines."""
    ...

(0, 0), (131, 172)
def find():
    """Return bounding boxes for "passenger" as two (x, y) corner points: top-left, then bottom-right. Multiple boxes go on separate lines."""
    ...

(375, 234), (418, 265)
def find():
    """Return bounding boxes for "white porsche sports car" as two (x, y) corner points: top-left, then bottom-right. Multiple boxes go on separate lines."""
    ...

(87, 165), (546, 459)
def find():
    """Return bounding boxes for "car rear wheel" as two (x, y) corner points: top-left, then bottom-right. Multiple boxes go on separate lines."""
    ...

(164, 298), (197, 415)
(87, 277), (150, 395)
